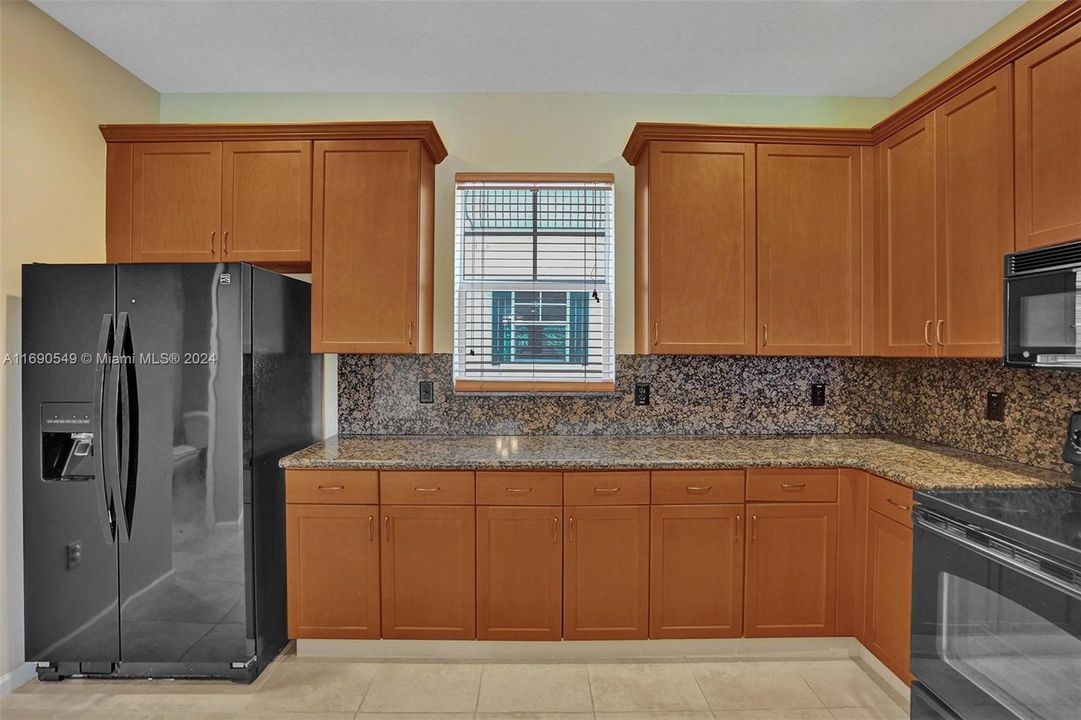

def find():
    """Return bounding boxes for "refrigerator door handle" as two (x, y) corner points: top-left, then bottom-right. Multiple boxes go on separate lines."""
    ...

(117, 312), (139, 542)
(91, 313), (116, 544)
(104, 312), (132, 543)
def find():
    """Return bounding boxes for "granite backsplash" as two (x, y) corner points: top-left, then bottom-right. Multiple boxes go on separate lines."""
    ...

(337, 354), (1081, 473)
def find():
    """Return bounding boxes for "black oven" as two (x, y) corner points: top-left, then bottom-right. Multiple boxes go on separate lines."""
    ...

(1005, 240), (1081, 369)
(912, 503), (1081, 719)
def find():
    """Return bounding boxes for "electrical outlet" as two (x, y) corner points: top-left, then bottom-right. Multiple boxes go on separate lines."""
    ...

(811, 383), (826, 407)
(986, 391), (1006, 421)
(66, 541), (81, 570)
(634, 383), (651, 406)
(418, 380), (434, 404)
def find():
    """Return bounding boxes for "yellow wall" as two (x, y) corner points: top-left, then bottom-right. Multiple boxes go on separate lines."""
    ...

(0, 0), (159, 688)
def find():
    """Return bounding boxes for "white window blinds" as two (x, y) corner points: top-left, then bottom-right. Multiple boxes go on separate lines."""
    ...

(453, 175), (615, 391)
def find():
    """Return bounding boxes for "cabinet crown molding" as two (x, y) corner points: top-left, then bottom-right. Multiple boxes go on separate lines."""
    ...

(99, 120), (448, 163)
(622, 123), (873, 164)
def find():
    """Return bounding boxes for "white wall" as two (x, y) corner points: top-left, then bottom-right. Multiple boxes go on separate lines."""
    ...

(0, 0), (159, 692)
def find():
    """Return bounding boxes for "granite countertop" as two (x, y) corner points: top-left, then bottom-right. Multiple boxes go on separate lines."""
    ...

(280, 434), (1071, 491)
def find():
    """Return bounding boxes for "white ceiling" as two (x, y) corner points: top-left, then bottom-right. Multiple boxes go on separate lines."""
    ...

(32, 0), (1026, 96)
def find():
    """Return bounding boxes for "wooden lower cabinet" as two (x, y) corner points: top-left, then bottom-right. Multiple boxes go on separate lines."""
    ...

(476, 506), (562, 640)
(380, 505), (476, 639)
(864, 509), (915, 685)
(564, 505), (650, 640)
(744, 502), (839, 637)
(286, 503), (380, 639)
(650, 504), (743, 638)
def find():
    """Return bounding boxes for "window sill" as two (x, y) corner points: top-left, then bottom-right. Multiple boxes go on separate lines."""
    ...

(453, 380), (617, 395)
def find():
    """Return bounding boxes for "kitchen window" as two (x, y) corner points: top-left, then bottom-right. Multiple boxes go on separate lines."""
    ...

(453, 174), (615, 392)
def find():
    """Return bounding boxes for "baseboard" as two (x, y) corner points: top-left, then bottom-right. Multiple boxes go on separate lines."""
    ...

(297, 636), (861, 661)
(855, 642), (911, 708)
(0, 662), (35, 697)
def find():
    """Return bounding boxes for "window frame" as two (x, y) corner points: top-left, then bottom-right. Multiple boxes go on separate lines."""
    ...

(453, 172), (616, 394)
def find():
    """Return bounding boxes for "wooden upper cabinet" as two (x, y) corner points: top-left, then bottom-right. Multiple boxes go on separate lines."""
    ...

(744, 502), (838, 637)
(757, 145), (862, 355)
(476, 506), (562, 640)
(1015, 22), (1081, 250)
(564, 505), (649, 640)
(380, 504), (475, 640)
(640, 141), (756, 354)
(864, 509), (914, 685)
(222, 141), (312, 265)
(876, 115), (937, 357)
(934, 67), (1014, 358)
(286, 503), (380, 639)
(312, 139), (434, 353)
(650, 504), (743, 639)
(131, 142), (222, 263)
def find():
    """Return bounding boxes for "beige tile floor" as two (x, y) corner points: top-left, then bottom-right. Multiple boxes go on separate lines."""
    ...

(0, 654), (909, 720)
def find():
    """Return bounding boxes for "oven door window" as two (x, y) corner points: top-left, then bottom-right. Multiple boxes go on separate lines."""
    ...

(1006, 269), (1080, 365)
(912, 521), (1081, 720)
(940, 573), (1081, 719)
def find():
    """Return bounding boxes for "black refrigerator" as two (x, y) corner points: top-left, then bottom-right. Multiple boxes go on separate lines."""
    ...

(22, 263), (321, 682)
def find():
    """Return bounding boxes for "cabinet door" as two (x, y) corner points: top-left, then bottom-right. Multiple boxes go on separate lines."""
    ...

(650, 504), (743, 639)
(564, 505), (649, 640)
(132, 142), (221, 262)
(864, 510), (914, 685)
(312, 140), (421, 353)
(380, 505), (475, 639)
(757, 145), (862, 355)
(934, 67), (1014, 357)
(286, 504), (380, 639)
(222, 141), (312, 265)
(745, 502), (838, 637)
(646, 142), (756, 354)
(876, 115), (937, 357)
(1015, 23), (1081, 250)
(476, 506), (562, 640)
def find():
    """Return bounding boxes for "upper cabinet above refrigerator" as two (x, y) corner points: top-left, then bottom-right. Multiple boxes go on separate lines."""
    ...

(101, 122), (448, 354)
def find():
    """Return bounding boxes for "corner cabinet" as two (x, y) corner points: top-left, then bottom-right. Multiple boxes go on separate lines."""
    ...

(100, 122), (447, 354)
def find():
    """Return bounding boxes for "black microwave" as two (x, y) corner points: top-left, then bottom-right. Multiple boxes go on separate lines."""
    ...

(1005, 240), (1081, 369)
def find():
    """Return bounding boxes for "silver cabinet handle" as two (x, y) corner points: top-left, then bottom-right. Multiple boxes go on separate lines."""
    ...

(936, 319), (944, 346)
(924, 319), (932, 346)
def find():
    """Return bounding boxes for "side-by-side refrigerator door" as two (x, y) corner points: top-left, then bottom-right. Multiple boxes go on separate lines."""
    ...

(22, 264), (120, 664)
(114, 264), (250, 668)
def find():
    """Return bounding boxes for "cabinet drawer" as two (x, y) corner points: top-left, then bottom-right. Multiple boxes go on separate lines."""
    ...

(747, 468), (838, 502)
(286, 469), (378, 504)
(564, 471), (650, 505)
(476, 472), (562, 505)
(380, 471), (475, 505)
(868, 475), (915, 528)
(651, 470), (745, 504)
